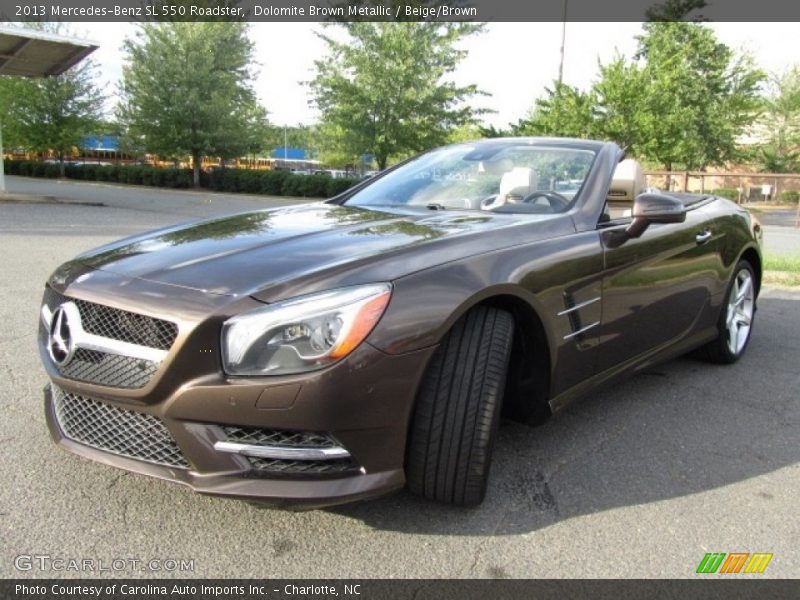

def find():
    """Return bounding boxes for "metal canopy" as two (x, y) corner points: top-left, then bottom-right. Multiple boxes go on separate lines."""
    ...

(0, 26), (98, 78)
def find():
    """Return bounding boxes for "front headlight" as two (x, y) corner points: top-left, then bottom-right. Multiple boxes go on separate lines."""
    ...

(221, 283), (392, 376)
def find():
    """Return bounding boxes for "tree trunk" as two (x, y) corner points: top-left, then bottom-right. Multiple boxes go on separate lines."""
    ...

(192, 150), (201, 188)
(58, 152), (65, 178)
(377, 155), (387, 170)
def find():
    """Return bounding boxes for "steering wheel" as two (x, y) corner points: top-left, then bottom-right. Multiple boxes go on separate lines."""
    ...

(520, 191), (570, 211)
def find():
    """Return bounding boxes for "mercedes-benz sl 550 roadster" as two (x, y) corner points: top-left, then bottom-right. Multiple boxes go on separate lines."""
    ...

(38, 138), (762, 507)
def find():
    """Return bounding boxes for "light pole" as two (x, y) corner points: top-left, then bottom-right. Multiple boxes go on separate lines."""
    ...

(557, 0), (568, 86)
(0, 119), (5, 193)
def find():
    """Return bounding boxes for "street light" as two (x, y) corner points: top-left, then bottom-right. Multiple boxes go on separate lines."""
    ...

(557, 0), (568, 86)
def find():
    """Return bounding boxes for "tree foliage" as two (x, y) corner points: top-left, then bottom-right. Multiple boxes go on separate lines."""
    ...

(631, 22), (763, 170)
(309, 22), (487, 169)
(512, 82), (596, 139)
(752, 67), (800, 172)
(644, 0), (708, 21)
(514, 22), (763, 171)
(118, 22), (268, 186)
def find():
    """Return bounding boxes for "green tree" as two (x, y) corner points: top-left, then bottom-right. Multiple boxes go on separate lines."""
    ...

(514, 21), (762, 171)
(0, 54), (105, 176)
(752, 68), (800, 172)
(512, 82), (596, 139)
(118, 22), (268, 186)
(310, 22), (487, 170)
(632, 22), (763, 170)
(644, 0), (708, 21)
(591, 58), (647, 154)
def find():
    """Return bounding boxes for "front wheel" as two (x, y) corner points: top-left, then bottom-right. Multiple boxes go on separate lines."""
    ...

(406, 306), (514, 507)
(697, 259), (757, 364)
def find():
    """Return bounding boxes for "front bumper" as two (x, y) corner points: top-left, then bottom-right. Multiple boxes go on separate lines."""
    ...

(43, 339), (436, 508)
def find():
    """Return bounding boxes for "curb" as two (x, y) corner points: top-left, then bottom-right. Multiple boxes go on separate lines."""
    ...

(0, 192), (105, 207)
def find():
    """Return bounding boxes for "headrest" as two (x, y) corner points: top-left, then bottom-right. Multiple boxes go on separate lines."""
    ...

(607, 159), (645, 203)
(499, 167), (537, 202)
(480, 158), (514, 175)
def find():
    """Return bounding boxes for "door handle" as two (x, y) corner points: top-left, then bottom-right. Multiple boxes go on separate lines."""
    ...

(695, 230), (712, 245)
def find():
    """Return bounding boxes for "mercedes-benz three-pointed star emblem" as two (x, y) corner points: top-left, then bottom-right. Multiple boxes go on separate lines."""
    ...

(48, 303), (78, 366)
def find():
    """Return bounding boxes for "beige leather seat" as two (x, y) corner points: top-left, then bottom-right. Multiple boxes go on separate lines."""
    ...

(606, 159), (645, 220)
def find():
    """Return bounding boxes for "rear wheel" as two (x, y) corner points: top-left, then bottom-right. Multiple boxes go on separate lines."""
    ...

(697, 260), (757, 364)
(406, 306), (514, 507)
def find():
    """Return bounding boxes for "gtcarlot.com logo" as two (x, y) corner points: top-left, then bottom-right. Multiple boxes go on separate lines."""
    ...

(14, 554), (195, 573)
(696, 552), (773, 574)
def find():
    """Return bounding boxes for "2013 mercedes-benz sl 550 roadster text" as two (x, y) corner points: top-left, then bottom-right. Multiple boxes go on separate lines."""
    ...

(38, 138), (762, 507)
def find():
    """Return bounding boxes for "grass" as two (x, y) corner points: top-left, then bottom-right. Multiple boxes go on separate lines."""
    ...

(764, 254), (800, 287)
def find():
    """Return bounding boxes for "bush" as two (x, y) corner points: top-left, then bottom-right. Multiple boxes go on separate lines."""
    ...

(327, 177), (359, 197)
(43, 164), (61, 178)
(4, 160), (357, 199)
(709, 188), (739, 201)
(780, 190), (800, 204)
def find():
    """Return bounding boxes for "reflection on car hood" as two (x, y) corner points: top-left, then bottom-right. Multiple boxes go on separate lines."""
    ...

(70, 203), (568, 297)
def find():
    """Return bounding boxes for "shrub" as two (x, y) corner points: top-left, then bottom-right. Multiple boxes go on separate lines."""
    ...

(709, 188), (739, 201)
(43, 164), (61, 178)
(327, 177), (359, 197)
(259, 170), (289, 195)
(5, 160), (357, 199)
(779, 190), (800, 204)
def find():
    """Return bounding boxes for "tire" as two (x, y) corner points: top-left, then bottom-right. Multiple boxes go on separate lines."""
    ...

(696, 259), (757, 364)
(406, 306), (514, 507)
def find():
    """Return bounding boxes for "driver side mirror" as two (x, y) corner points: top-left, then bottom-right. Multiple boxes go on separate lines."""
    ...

(625, 192), (686, 238)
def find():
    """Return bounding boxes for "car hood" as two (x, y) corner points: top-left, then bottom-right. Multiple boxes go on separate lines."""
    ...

(70, 203), (572, 300)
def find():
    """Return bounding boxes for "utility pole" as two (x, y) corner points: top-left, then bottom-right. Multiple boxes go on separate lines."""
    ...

(0, 119), (5, 193)
(557, 0), (568, 85)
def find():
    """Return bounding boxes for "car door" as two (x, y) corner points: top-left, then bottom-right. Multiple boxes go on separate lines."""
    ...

(595, 202), (722, 374)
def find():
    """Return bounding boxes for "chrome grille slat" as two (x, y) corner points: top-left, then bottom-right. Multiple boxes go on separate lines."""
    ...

(52, 386), (189, 469)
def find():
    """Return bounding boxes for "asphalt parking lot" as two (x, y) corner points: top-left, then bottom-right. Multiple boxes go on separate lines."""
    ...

(1, 178), (798, 578)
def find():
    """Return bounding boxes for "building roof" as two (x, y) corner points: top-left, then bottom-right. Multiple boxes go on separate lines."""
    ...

(0, 26), (98, 77)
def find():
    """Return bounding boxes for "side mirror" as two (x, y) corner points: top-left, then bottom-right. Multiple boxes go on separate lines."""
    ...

(625, 192), (686, 238)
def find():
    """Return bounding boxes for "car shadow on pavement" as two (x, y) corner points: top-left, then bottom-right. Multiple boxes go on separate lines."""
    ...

(328, 294), (799, 535)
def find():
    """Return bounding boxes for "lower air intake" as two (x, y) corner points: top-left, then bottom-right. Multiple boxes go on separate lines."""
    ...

(52, 385), (189, 469)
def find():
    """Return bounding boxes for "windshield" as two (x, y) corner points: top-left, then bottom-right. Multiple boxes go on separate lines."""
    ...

(345, 142), (597, 214)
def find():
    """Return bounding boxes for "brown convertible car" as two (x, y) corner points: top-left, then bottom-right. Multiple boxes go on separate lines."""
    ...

(38, 137), (762, 507)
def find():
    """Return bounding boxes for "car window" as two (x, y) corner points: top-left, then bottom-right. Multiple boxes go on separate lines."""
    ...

(345, 143), (596, 214)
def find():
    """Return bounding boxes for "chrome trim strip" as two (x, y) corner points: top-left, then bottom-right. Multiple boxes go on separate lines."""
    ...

(213, 440), (351, 461)
(563, 321), (601, 340)
(41, 304), (53, 328)
(77, 331), (168, 362)
(42, 301), (167, 363)
(557, 296), (601, 316)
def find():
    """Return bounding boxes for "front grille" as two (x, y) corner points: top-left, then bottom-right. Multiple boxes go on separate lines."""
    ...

(52, 386), (189, 469)
(41, 286), (178, 389)
(59, 349), (158, 389)
(43, 287), (178, 351)
(221, 426), (359, 477)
